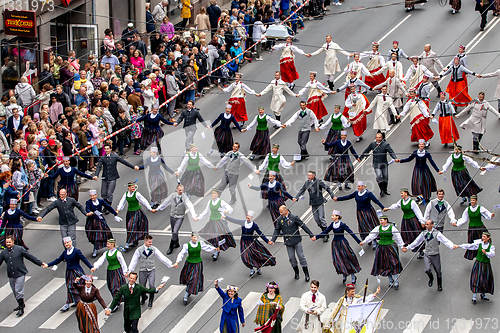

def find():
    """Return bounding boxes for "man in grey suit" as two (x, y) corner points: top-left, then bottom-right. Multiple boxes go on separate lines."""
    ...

(270, 205), (314, 281)
(95, 144), (139, 211)
(0, 235), (46, 316)
(173, 100), (210, 152)
(294, 170), (335, 243)
(37, 188), (90, 246)
(359, 132), (398, 197)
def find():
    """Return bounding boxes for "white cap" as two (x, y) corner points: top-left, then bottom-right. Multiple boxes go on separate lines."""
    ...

(10, 199), (17, 205)
(309, 71), (317, 74)
(89, 190), (97, 195)
(418, 139), (425, 144)
(332, 210), (341, 216)
(151, 147), (159, 153)
(269, 171), (277, 176)
(226, 104), (232, 109)
(63, 236), (72, 243)
(128, 23), (134, 28)
(340, 130), (347, 135)
(357, 181), (366, 186)
(247, 210), (255, 217)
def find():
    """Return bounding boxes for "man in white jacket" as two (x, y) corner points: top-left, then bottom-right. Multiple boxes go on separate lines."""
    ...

(364, 85), (398, 132)
(297, 280), (327, 333)
(256, 71), (297, 126)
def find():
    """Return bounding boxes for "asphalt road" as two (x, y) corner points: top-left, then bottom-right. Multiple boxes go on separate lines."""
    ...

(2, 1), (500, 332)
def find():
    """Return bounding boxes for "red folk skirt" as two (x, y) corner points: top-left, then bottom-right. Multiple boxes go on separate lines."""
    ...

(343, 94), (370, 117)
(438, 116), (460, 144)
(350, 111), (368, 137)
(307, 95), (329, 119)
(446, 76), (472, 107)
(410, 114), (434, 142)
(280, 57), (299, 83)
(365, 68), (387, 88)
(228, 97), (248, 122)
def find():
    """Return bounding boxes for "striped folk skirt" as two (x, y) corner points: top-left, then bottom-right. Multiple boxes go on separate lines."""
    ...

(240, 238), (276, 269)
(66, 268), (85, 304)
(324, 128), (341, 154)
(125, 209), (149, 245)
(331, 238), (361, 276)
(180, 261), (204, 295)
(214, 126), (234, 154)
(357, 208), (380, 240)
(401, 216), (424, 246)
(58, 183), (79, 201)
(107, 268), (126, 298)
(149, 172), (168, 204)
(324, 155), (354, 183)
(85, 216), (113, 251)
(410, 165), (437, 201)
(0, 226), (29, 250)
(279, 57), (299, 83)
(465, 225), (489, 260)
(268, 198), (286, 227)
(371, 243), (403, 277)
(180, 169), (205, 197)
(199, 219), (236, 251)
(75, 301), (100, 333)
(471, 260), (494, 295)
(250, 129), (271, 157)
(141, 127), (164, 149)
(451, 168), (482, 198)
(261, 171), (288, 200)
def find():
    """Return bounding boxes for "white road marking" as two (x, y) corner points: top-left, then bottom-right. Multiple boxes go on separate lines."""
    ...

(0, 277), (65, 327)
(0, 276), (30, 303)
(377, 15), (412, 44)
(213, 291), (262, 333)
(137, 284), (185, 331)
(281, 297), (301, 328)
(169, 288), (218, 333)
(449, 318), (474, 333)
(402, 313), (432, 333)
(39, 280), (106, 329)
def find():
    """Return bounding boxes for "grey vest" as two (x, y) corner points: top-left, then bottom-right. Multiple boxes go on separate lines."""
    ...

(138, 245), (156, 271)
(225, 152), (242, 175)
(170, 193), (188, 218)
(297, 109), (313, 132)
(428, 199), (448, 228)
(423, 230), (440, 256)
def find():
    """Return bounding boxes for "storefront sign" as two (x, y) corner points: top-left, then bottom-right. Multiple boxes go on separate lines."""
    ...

(3, 10), (37, 38)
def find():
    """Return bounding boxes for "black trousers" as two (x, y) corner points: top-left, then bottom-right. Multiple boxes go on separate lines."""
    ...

(480, 9), (488, 28)
(124, 318), (139, 333)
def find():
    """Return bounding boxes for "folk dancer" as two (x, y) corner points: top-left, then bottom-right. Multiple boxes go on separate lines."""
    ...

(273, 36), (308, 89)
(396, 140), (440, 204)
(403, 56), (434, 90)
(245, 107), (281, 160)
(419, 44), (445, 96)
(311, 210), (362, 285)
(209, 104), (243, 156)
(334, 181), (385, 249)
(398, 89), (434, 146)
(270, 205), (314, 281)
(282, 101), (320, 160)
(359, 132), (398, 197)
(456, 92), (500, 152)
(383, 188), (426, 257)
(344, 52), (372, 85)
(72, 275), (108, 332)
(294, 170), (336, 242)
(439, 145), (484, 204)
(158, 184), (197, 255)
(334, 71), (371, 117)
(218, 73), (257, 125)
(215, 142), (257, 204)
(454, 232), (495, 303)
(135, 102), (173, 150)
(174, 232), (218, 305)
(373, 70), (407, 113)
(256, 144), (294, 198)
(477, 68), (500, 110)
(364, 85), (398, 133)
(254, 281), (285, 332)
(0, 199), (37, 249)
(431, 92), (460, 146)
(423, 189), (457, 233)
(256, 71), (297, 126)
(322, 131), (360, 189)
(49, 157), (98, 200)
(225, 211), (276, 276)
(137, 146), (174, 208)
(453, 195), (494, 260)
(404, 219), (456, 291)
(345, 84), (369, 141)
(416, 75), (431, 108)
(297, 71), (331, 122)
(360, 216), (404, 289)
(439, 57), (477, 108)
(296, 280), (327, 333)
(85, 190), (120, 258)
(175, 144), (216, 197)
(249, 171), (294, 225)
(195, 189), (235, 261)
(46, 237), (94, 312)
(0, 235), (45, 317)
(173, 100), (210, 152)
(116, 181), (156, 251)
(214, 280), (245, 332)
(360, 42), (387, 88)
(307, 35), (351, 90)
(374, 52), (404, 81)
(387, 40), (410, 62)
(90, 239), (128, 310)
(319, 105), (350, 154)
(127, 235), (174, 308)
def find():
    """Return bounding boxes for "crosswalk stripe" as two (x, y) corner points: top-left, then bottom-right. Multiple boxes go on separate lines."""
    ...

(169, 288), (218, 333)
(0, 277), (65, 327)
(0, 276), (30, 303)
(213, 291), (262, 333)
(39, 280), (106, 329)
(137, 284), (185, 331)
(450, 318), (474, 333)
(402, 314), (432, 333)
(281, 297), (301, 328)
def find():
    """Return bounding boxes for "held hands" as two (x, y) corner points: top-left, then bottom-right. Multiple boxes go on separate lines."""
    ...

(193, 217), (199, 221)
(311, 236), (316, 241)
(480, 167), (486, 171)
(134, 166), (139, 170)
(174, 171), (179, 176)
(218, 86), (223, 90)
(357, 158), (361, 162)
(173, 123), (178, 127)
(290, 161), (295, 166)
(37, 217), (42, 222)
(93, 176), (98, 181)
(492, 213), (495, 218)
(292, 198), (298, 202)
(105, 309), (111, 316)
(281, 124), (287, 128)
(452, 222), (458, 227)
(295, 94), (300, 98)
(315, 128), (320, 132)
(382, 208), (389, 212)
(453, 244), (460, 249)
(268, 241), (274, 245)
(359, 241), (364, 246)
(333, 197), (338, 201)
(91, 267), (96, 272)
(438, 170), (443, 175)
(395, 159), (401, 163)
(256, 94), (261, 97)
(402, 247), (408, 253)
(151, 209), (157, 213)
(41, 262), (48, 268)
(173, 262), (179, 268)
(241, 129), (247, 133)
(86, 212), (93, 216)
